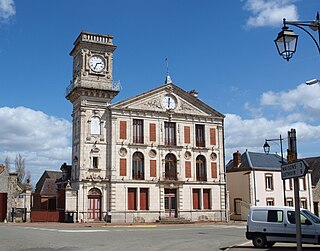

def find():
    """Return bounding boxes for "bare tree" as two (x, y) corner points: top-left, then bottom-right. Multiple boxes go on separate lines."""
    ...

(15, 153), (25, 185)
(4, 156), (11, 171)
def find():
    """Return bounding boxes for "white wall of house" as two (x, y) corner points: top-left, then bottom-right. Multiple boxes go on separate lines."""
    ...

(227, 169), (314, 221)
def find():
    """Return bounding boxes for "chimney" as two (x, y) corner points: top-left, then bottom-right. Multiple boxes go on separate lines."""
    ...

(233, 150), (241, 167)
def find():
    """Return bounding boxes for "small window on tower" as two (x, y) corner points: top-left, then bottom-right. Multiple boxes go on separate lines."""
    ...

(93, 157), (99, 168)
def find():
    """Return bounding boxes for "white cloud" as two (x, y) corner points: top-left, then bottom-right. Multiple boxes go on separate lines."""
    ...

(225, 83), (320, 160)
(0, 106), (71, 184)
(0, 0), (15, 22)
(260, 83), (320, 119)
(243, 0), (299, 28)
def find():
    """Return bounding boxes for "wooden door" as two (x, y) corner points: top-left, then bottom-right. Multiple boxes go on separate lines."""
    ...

(88, 196), (101, 221)
(164, 189), (177, 218)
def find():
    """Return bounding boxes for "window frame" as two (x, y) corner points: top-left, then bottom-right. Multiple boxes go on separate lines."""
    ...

(196, 155), (207, 181)
(195, 124), (205, 147)
(266, 197), (275, 206)
(265, 173), (274, 191)
(132, 152), (144, 180)
(133, 119), (144, 144)
(92, 156), (99, 169)
(164, 122), (176, 146)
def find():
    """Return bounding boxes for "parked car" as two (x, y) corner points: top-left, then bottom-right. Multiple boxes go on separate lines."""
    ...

(246, 206), (320, 248)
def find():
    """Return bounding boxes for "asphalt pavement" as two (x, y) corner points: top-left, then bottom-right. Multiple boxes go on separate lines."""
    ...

(228, 241), (320, 251)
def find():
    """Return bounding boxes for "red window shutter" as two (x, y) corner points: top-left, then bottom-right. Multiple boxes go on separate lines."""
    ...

(150, 160), (156, 177)
(140, 188), (149, 210)
(211, 162), (217, 178)
(210, 128), (216, 145)
(120, 121), (127, 140)
(203, 189), (210, 209)
(184, 126), (190, 144)
(149, 123), (156, 142)
(120, 158), (127, 176)
(185, 161), (191, 178)
(193, 189), (200, 209)
(128, 188), (136, 210)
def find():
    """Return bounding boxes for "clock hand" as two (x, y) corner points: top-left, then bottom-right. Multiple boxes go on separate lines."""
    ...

(94, 62), (102, 69)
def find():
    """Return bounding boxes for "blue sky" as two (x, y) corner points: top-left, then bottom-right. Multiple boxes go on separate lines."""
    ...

(0, 0), (319, 184)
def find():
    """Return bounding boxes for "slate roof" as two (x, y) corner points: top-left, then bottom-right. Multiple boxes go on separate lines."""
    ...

(303, 157), (320, 187)
(226, 151), (286, 172)
(35, 170), (62, 196)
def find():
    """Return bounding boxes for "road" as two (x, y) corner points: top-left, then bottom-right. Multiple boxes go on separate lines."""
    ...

(0, 222), (246, 251)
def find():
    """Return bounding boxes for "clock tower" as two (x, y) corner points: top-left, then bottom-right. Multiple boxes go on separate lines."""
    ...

(65, 31), (120, 221)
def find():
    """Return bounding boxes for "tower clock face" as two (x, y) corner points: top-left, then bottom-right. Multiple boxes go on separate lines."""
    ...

(89, 55), (105, 73)
(162, 95), (177, 109)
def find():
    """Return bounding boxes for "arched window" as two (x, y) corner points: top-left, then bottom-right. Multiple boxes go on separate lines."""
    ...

(196, 155), (207, 181)
(165, 153), (177, 180)
(132, 152), (144, 180)
(91, 116), (100, 135)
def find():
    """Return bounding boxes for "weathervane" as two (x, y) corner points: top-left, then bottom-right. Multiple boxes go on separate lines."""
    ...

(164, 58), (172, 84)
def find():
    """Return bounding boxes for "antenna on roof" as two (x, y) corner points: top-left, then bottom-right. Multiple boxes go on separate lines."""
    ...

(164, 58), (173, 85)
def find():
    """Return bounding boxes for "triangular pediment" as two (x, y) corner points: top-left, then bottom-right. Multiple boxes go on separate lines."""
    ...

(110, 83), (224, 118)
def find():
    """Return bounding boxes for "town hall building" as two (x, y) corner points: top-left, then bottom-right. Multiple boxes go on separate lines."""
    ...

(64, 31), (226, 223)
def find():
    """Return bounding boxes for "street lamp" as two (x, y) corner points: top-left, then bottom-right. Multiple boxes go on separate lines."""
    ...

(275, 12), (320, 61)
(305, 79), (320, 85)
(263, 135), (285, 205)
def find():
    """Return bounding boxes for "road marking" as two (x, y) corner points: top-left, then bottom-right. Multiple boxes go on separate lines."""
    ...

(20, 227), (111, 233)
(103, 225), (157, 228)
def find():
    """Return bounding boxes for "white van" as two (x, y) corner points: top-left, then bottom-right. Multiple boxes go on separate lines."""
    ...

(246, 206), (320, 248)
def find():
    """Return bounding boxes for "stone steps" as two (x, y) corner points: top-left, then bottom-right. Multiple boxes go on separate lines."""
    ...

(157, 217), (193, 224)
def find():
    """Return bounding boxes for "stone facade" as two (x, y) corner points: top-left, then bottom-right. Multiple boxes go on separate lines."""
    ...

(0, 165), (31, 222)
(65, 31), (226, 223)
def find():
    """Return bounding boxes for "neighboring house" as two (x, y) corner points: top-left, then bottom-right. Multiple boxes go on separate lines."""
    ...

(304, 157), (320, 216)
(64, 31), (227, 223)
(0, 164), (31, 222)
(226, 150), (313, 221)
(31, 164), (71, 222)
(33, 170), (63, 210)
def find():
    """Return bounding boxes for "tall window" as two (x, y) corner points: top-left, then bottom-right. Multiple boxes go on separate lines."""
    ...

(132, 152), (144, 180)
(133, 119), (144, 143)
(164, 122), (176, 146)
(195, 124), (205, 147)
(265, 174), (274, 190)
(196, 155), (207, 181)
(299, 177), (307, 191)
(92, 157), (99, 168)
(91, 116), (100, 135)
(165, 153), (177, 180)
(285, 178), (293, 190)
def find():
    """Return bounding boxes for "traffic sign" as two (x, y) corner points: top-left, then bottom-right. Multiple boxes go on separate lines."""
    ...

(281, 160), (308, 180)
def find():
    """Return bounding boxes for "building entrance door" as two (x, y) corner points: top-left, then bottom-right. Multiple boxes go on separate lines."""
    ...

(88, 188), (101, 221)
(164, 189), (177, 218)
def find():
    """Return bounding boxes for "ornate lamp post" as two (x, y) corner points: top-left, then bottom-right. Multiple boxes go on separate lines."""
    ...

(305, 79), (320, 85)
(263, 135), (285, 204)
(275, 12), (320, 61)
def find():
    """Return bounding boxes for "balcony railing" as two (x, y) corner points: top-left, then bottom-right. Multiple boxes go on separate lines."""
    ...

(65, 79), (121, 97)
